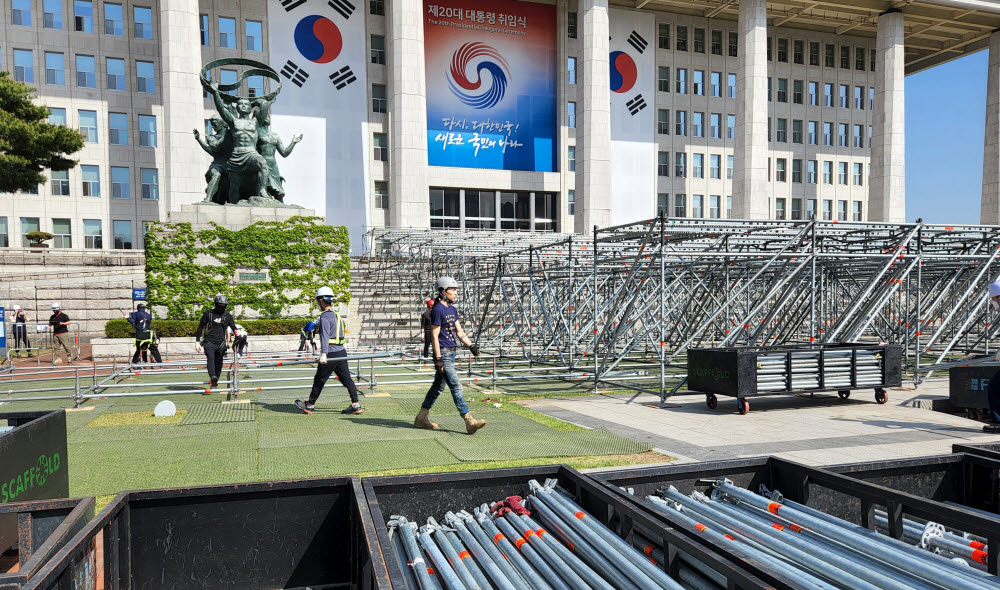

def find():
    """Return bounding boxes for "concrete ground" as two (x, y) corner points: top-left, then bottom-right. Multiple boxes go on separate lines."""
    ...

(523, 378), (1000, 466)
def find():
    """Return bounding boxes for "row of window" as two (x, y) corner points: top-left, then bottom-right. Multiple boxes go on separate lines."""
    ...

(655, 194), (863, 221)
(44, 165), (159, 199)
(10, 0), (153, 36)
(654, 151), (867, 187)
(12, 50), (155, 93)
(429, 189), (559, 231)
(652, 110), (872, 147)
(50, 108), (156, 147)
(198, 15), (263, 51)
(0, 217), (141, 249)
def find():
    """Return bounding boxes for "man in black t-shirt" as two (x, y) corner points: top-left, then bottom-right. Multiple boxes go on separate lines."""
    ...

(195, 294), (237, 389)
(49, 302), (74, 364)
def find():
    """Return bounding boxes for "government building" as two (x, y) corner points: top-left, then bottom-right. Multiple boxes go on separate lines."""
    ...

(1, 0), (998, 251)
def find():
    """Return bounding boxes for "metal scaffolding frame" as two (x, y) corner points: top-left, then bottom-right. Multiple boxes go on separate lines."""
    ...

(361, 218), (1000, 400)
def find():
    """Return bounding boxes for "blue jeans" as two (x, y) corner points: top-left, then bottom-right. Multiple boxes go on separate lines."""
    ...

(421, 348), (469, 415)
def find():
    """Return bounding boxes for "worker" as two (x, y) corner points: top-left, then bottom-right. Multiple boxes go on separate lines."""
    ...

(420, 298), (435, 358)
(298, 320), (317, 352)
(195, 293), (237, 389)
(125, 304), (157, 365)
(48, 302), (74, 364)
(295, 286), (362, 415)
(987, 279), (1000, 433)
(231, 323), (249, 357)
(133, 329), (163, 365)
(414, 276), (485, 434)
(11, 305), (31, 358)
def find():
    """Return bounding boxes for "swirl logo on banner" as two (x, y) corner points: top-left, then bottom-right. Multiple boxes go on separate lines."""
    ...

(447, 42), (511, 109)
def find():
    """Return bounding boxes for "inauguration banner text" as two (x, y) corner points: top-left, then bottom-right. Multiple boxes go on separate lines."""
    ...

(424, 0), (557, 172)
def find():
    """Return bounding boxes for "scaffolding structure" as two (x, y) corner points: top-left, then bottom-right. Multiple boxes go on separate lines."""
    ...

(361, 217), (1000, 400)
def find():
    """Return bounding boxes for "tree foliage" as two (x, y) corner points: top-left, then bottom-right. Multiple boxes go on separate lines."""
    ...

(0, 71), (84, 193)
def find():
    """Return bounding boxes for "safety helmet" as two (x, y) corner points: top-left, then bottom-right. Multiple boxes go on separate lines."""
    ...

(137, 303), (145, 310)
(436, 276), (458, 291)
(990, 279), (1000, 299)
(316, 286), (334, 301)
(12, 305), (20, 311)
(426, 299), (434, 307)
(213, 293), (228, 305)
(51, 302), (61, 310)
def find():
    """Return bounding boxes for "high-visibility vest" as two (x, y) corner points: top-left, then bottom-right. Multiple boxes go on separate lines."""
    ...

(135, 330), (156, 346)
(324, 311), (348, 345)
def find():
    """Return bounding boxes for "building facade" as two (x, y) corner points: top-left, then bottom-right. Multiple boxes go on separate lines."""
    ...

(0, 0), (998, 251)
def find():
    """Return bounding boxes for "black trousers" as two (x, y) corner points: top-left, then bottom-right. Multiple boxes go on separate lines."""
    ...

(233, 336), (247, 355)
(422, 331), (433, 357)
(308, 349), (359, 405)
(132, 342), (162, 364)
(13, 325), (29, 350)
(204, 341), (227, 381)
(298, 335), (315, 351)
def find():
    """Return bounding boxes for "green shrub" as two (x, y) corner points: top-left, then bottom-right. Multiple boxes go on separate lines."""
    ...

(105, 318), (312, 338)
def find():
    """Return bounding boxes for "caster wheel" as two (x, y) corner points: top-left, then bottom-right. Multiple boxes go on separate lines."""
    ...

(706, 394), (718, 409)
(838, 390), (851, 400)
(738, 397), (750, 415)
(875, 389), (888, 404)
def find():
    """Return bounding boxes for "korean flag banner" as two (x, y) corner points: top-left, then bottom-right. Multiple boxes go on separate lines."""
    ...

(268, 0), (370, 250)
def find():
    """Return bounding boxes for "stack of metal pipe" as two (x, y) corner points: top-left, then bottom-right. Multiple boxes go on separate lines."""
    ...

(643, 479), (1000, 590)
(387, 479), (712, 590)
(756, 349), (884, 392)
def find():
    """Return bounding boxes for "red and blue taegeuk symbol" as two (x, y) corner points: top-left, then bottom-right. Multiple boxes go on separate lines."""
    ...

(447, 42), (512, 109)
(609, 51), (637, 93)
(294, 15), (343, 64)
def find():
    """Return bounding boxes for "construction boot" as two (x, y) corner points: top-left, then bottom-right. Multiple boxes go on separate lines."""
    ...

(463, 413), (486, 435)
(414, 408), (439, 430)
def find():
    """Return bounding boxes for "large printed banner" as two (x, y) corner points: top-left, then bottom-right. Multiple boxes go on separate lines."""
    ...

(267, 0), (369, 252)
(424, 0), (557, 172)
(609, 8), (656, 224)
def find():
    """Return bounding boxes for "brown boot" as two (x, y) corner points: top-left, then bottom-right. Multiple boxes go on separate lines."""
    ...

(414, 408), (439, 430)
(463, 413), (486, 434)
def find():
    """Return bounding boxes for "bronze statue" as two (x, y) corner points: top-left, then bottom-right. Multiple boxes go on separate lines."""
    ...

(195, 59), (300, 207)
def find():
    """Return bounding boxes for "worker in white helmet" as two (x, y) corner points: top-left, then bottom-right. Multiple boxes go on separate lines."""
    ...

(48, 302), (73, 364)
(986, 279), (1000, 433)
(295, 286), (361, 415)
(11, 305), (31, 358)
(414, 276), (485, 434)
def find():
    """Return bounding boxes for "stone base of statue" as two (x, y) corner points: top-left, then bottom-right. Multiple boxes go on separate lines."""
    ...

(166, 201), (318, 232)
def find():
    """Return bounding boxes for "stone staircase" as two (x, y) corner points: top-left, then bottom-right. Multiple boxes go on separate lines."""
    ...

(348, 258), (422, 348)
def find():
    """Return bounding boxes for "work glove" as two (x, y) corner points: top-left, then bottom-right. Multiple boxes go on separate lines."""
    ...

(195, 342), (202, 353)
(469, 344), (480, 357)
(319, 353), (328, 364)
(434, 357), (444, 373)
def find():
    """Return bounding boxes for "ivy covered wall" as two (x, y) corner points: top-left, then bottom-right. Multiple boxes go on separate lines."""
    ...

(145, 216), (350, 319)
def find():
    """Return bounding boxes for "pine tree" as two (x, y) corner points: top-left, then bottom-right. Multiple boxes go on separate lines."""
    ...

(0, 71), (84, 193)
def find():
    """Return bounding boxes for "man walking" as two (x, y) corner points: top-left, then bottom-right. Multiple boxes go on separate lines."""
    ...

(48, 303), (73, 364)
(195, 294), (237, 389)
(414, 277), (485, 434)
(420, 298), (435, 358)
(11, 305), (30, 358)
(295, 287), (362, 415)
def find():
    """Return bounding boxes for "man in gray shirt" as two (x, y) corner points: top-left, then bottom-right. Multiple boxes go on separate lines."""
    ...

(295, 286), (361, 414)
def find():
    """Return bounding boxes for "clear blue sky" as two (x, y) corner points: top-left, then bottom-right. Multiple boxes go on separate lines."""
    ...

(906, 50), (988, 224)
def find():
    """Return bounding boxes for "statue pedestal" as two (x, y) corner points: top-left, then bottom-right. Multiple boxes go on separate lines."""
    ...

(166, 202), (318, 231)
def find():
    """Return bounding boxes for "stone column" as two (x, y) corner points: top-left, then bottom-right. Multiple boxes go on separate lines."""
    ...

(159, 0), (206, 211)
(732, 0), (769, 219)
(982, 31), (1000, 224)
(573, 0), (612, 234)
(869, 9), (906, 223)
(388, 0), (430, 228)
